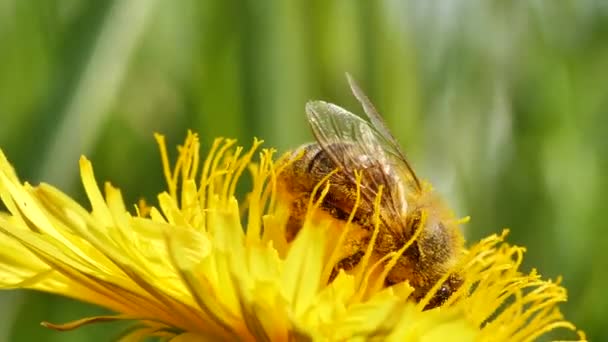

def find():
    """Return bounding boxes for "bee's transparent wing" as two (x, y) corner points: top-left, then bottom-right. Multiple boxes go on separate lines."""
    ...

(345, 73), (421, 190)
(305, 100), (412, 220)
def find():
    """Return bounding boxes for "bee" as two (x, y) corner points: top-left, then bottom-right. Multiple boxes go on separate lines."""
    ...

(277, 74), (464, 309)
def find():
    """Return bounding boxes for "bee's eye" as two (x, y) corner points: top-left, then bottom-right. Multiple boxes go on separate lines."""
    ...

(423, 281), (455, 310)
(438, 284), (451, 297)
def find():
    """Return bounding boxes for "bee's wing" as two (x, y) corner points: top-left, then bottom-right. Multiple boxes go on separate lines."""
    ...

(345, 73), (422, 190)
(305, 100), (415, 220)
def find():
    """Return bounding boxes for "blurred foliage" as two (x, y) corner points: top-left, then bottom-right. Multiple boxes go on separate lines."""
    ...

(0, 1), (606, 341)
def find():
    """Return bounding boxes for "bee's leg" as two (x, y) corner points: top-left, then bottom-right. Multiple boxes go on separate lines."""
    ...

(285, 192), (311, 242)
(328, 250), (365, 283)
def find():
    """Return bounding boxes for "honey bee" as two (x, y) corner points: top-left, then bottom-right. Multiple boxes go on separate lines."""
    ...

(277, 74), (464, 309)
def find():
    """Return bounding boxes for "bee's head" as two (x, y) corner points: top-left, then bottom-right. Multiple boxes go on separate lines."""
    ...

(398, 210), (464, 307)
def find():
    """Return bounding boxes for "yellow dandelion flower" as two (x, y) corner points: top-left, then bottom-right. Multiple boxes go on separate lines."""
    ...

(0, 131), (585, 341)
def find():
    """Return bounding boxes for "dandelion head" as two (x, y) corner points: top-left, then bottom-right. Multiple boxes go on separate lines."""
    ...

(0, 132), (585, 341)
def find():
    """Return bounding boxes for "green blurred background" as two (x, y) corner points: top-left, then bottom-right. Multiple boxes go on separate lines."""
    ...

(0, 1), (606, 341)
